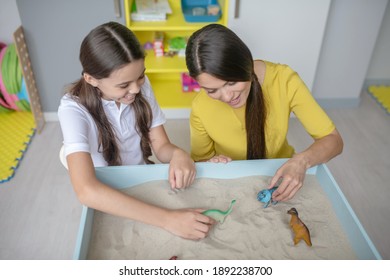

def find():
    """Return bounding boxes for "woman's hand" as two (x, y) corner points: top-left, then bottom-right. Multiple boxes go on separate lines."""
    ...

(169, 149), (196, 189)
(207, 155), (232, 163)
(267, 154), (308, 202)
(268, 129), (343, 202)
(163, 208), (215, 240)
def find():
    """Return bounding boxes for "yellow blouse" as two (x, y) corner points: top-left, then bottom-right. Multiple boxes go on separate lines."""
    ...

(190, 61), (336, 161)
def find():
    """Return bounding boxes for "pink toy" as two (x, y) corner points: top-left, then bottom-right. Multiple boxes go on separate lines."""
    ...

(181, 73), (200, 92)
(153, 32), (164, 57)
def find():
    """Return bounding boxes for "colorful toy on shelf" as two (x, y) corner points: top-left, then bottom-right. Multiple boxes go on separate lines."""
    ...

(287, 207), (312, 247)
(153, 31), (164, 57)
(181, 72), (200, 93)
(143, 41), (153, 50)
(257, 186), (278, 208)
(207, 5), (220, 15)
(202, 199), (236, 223)
(168, 36), (187, 57)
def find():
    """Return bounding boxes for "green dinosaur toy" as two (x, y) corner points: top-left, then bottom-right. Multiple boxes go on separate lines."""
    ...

(202, 199), (236, 223)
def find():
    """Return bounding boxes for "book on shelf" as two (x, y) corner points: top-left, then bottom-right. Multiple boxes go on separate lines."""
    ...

(131, 0), (172, 22)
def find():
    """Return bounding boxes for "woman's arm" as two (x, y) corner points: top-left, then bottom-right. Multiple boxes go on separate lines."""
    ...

(67, 152), (213, 239)
(269, 128), (343, 201)
(149, 125), (196, 189)
(267, 65), (343, 201)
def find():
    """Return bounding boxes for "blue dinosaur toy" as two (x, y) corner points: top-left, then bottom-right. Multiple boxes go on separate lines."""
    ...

(257, 186), (278, 208)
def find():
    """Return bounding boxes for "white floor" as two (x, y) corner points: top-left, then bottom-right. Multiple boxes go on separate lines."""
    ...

(0, 91), (389, 259)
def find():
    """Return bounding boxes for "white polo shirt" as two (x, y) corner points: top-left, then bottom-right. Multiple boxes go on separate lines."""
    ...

(58, 76), (166, 166)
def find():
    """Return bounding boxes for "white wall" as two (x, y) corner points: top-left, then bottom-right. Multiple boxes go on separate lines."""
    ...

(15, 0), (125, 116)
(0, 0), (21, 44)
(312, 0), (388, 107)
(366, 1), (390, 82)
(228, 0), (330, 92)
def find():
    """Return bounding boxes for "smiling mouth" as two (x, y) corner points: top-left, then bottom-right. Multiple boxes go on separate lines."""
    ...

(122, 93), (136, 101)
(228, 95), (240, 106)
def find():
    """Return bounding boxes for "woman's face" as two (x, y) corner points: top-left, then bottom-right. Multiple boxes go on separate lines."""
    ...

(196, 73), (251, 108)
(85, 59), (146, 105)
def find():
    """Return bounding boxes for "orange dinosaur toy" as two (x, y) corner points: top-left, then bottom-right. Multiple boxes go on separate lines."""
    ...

(287, 207), (312, 247)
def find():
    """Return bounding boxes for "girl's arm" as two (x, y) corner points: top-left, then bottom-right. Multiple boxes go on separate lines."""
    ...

(269, 128), (343, 201)
(67, 152), (213, 239)
(149, 125), (196, 189)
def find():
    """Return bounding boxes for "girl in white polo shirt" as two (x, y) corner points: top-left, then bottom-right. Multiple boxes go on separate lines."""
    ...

(58, 22), (214, 240)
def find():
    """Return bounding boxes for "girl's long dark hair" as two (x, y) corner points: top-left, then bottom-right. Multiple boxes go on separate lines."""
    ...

(66, 21), (153, 165)
(186, 24), (267, 159)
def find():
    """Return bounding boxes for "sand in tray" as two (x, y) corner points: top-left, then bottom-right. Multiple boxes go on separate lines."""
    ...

(87, 175), (357, 260)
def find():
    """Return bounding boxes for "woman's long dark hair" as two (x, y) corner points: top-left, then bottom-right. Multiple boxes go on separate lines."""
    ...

(186, 24), (267, 159)
(66, 21), (153, 165)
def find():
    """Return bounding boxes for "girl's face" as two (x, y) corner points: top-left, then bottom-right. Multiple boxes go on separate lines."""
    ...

(85, 59), (146, 106)
(196, 73), (251, 108)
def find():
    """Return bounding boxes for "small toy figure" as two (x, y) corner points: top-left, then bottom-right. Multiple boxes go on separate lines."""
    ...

(202, 199), (236, 223)
(143, 41), (153, 50)
(153, 31), (164, 57)
(168, 36), (187, 57)
(287, 207), (312, 247)
(207, 5), (220, 15)
(257, 186), (278, 208)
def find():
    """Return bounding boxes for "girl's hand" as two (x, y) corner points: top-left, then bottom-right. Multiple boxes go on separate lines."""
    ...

(169, 149), (196, 189)
(207, 155), (232, 163)
(268, 155), (308, 202)
(164, 208), (215, 240)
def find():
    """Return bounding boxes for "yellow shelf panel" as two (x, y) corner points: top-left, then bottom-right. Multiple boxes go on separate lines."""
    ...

(144, 50), (187, 73)
(150, 77), (198, 108)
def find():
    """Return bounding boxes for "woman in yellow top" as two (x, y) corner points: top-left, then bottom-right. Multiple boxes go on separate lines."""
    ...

(185, 24), (343, 202)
